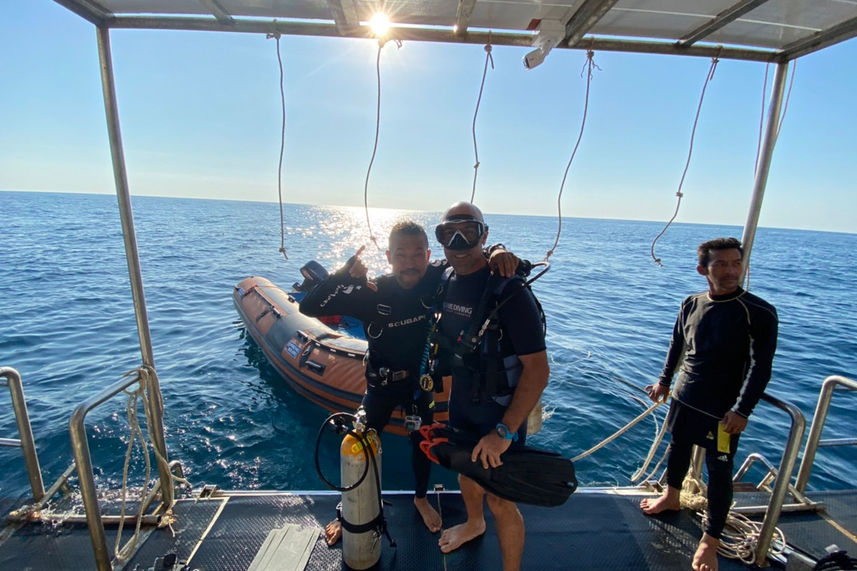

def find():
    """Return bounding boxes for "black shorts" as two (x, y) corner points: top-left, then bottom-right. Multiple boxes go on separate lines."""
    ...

(666, 400), (739, 455)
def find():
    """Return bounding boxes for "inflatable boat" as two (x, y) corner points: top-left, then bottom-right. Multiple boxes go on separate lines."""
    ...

(234, 275), (450, 435)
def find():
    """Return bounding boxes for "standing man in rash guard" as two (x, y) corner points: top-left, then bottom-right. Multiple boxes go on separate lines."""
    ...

(299, 221), (519, 546)
(641, 237), (778, 571)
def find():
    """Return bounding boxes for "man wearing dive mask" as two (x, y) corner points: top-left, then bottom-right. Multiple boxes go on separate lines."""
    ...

(434, 216), (487, 252)
(299, 220), (521, 547)
(434, 202), (550, 571)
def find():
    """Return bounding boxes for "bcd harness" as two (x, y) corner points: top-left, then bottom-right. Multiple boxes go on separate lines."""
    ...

(430, 267), (546, 404)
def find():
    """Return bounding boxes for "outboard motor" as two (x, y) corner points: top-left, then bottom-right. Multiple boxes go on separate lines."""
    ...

(340, 410), (383, 570)
(293, 260), (329, 292)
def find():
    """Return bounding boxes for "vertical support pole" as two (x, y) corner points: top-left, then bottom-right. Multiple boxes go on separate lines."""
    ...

(95, 27), (173, 507)
(740, 61), (789, 278)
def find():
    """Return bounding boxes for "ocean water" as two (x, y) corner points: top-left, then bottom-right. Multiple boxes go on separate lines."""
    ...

(1, 190), (855, 502)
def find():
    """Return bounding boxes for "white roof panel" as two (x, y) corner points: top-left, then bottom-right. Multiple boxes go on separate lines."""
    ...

(52, 0), (857, 60)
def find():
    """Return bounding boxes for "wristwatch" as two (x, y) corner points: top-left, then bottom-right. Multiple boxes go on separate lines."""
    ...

(494, 422), (518, 441)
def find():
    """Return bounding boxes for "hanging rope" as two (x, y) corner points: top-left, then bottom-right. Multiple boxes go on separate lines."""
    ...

(545, 49), (598, 263)
(650, 55), (720, 267)
(776, 60), (796, 140)
(114, 377), (153, 560)
(267, 30), (288, 260)
(470, 37), (494, 203)
(630, 413), (669, 482)
(363, 40), (390, 250)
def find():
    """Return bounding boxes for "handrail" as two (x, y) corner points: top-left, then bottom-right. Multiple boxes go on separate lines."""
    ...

(0, 367), (46, 502)
(686, 391), (805, 566)
(751, 392), (806, 565)
(794, 375), (857, 493)
(69, 368), (173, 571)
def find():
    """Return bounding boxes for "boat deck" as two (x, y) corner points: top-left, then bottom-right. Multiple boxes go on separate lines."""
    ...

(2, 487), (856, 570)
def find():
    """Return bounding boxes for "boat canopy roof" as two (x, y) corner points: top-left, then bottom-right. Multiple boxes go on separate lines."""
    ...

(55, 0), (857, 62)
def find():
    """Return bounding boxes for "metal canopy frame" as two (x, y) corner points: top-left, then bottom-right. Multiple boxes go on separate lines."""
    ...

(51, 0), (857, 63)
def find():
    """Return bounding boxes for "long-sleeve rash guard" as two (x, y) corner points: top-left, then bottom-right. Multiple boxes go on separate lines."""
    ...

(658, 287), (778, 419)
(299, 262), (445, 376)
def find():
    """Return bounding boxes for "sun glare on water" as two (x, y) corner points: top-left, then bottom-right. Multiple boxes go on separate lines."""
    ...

(303, 205), (416, 275)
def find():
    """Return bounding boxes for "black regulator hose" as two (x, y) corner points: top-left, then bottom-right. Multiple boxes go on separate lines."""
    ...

(314, 412), (373, 492)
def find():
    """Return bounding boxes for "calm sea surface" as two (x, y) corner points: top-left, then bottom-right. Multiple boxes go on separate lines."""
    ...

(1, 191), (855, 501)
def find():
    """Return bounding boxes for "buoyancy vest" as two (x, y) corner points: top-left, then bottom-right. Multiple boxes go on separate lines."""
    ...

(432, 268), (545, 404)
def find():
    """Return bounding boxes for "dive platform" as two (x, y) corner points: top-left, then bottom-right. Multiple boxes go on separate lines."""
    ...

(2, 487), (856, 569)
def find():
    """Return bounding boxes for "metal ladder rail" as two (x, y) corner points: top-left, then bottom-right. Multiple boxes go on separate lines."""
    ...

(0, 367), (46, 503)
(794, 375), (857, 494)
(686, 391), (806, 566)
(69, 367), (175, 571)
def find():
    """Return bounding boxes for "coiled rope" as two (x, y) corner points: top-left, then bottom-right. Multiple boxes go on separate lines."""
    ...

(115, 366), (192, 562)
(469, 38), (494, 203)
(677, 483), (788, 565)
(545, 49), (598, 263)
(267, 30), (289, 260)
(650, 54), (720, 267)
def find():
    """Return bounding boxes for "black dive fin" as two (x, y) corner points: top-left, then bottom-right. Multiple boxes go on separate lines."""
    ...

(432, 443), (577, 507)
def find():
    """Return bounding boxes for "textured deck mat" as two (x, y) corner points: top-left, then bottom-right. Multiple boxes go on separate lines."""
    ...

(6, 489), (856, 569)
(775, 490), (857, 560)
(167, 491), (759, 570)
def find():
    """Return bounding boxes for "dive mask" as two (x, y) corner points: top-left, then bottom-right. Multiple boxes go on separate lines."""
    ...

(434, 216), (486, 251)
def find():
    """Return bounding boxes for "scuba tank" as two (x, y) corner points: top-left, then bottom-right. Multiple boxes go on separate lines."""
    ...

(340, 424), (382, 570)
(315, 409), (392, 570)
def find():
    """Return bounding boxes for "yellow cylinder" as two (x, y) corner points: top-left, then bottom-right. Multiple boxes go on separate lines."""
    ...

(340, 429), (382, 570)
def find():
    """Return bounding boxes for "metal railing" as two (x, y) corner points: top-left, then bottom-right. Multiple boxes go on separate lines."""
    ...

(0, 367), (46, 503)
(688, 391), (805, 566)
(794, 375), (857, 493)
(69, 366), (175, 571)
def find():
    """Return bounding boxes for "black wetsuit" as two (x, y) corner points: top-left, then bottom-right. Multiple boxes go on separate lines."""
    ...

(438, 265), (546, 445)
(657, 287), (778, 539)
(300, 262), (446, 498)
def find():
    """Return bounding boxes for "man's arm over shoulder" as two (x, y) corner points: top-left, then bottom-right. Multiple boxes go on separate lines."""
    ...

(733, 297), (779, 418)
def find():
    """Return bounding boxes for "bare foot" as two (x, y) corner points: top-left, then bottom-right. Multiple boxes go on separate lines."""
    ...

(438, 520), (486, 553)
(414, 496), (442, 533)
(324, 518), (341, 547)
(640, 493), (681, 515)
(692, 534), (719, 571)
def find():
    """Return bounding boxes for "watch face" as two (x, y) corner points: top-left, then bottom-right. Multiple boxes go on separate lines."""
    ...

(496, 424), (508, 438)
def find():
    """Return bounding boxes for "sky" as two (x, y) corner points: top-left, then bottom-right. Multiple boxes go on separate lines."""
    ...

(1, 2), (855, 233)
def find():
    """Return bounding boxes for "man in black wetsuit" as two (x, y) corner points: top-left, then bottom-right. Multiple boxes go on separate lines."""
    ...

(299, 221), (518, 545)
(433, 202), (549, 571)
(641, 237), (778, 571)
